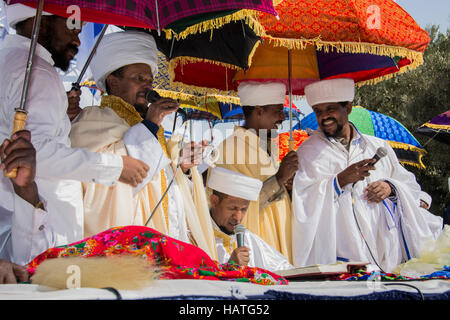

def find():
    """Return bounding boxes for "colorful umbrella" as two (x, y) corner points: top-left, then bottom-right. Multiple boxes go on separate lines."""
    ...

(415, 110), (450, 145)
(296, 106), (427, 169)
(169, 0), (430, 94)
(10, 0), (278, 32)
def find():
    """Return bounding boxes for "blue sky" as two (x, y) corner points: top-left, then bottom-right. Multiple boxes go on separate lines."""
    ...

(395, 0), (450, 33)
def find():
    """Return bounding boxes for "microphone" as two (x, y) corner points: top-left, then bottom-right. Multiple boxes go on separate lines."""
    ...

(145, 90), (187, 117)
(234, 224), (246, 247)
(371, 147), (388, 165)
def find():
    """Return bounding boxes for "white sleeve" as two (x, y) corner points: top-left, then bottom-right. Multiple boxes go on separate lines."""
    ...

(124, 123), (172, 195)
(10, 194), (55, 265)
(4, 67), (123, 186)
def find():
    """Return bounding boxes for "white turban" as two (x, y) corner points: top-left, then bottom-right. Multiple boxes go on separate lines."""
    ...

(90, 30), (158, 92)
(305, 78), (355, 107)
(420, 191), (432, 207)
(208, 167), (263, 201)
(238, 81), (286, 106)
(5, 3), (52, 28)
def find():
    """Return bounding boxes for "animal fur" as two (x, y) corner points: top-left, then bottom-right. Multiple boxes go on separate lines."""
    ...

(31, 256), (159, 290)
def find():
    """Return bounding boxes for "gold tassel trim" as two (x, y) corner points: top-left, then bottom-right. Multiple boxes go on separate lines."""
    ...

(388, 141), (427, 169)
(420, 123), (450, 131)
(164, 10), (265, 40)
(155, 89), (240, 105)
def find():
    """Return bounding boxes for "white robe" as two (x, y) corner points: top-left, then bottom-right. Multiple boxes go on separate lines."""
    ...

(213, 220), (293, 272)
(291, 129), (438, 272)
(0, 35), (123, 264)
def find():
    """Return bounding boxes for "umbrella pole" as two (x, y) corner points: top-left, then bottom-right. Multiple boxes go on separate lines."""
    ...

(71, 24), (109, 91)
(287, 49), (294, 151)
(155, 0), (161, 36)
(4, 0), (44, 178)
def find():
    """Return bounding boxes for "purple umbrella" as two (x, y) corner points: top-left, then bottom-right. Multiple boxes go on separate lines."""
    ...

(416, 110), (450, 145)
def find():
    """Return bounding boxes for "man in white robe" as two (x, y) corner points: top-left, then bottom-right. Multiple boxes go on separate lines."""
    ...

(208, 167), (293, 272)
(69, 30), (216, 258)
(0, 130), (53, 279)
(419, 191), (443, 240)
(291, 78), (439, 272)
(0, 5), (149, 264)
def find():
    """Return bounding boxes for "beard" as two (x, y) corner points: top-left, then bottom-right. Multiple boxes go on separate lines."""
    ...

(321, 118), (344, 137)
(39, 28), (78, 71)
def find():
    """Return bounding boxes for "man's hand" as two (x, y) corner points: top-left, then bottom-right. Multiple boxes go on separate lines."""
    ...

(145, 97), (179, 126)
(119, 156), (150, 187)
(364, 180), (392, 203)
(180, 140), (208, 173)
(229, 247), (250, 266)
(66, 88), (82, 122)
(0, 130), (40, 206)
(276, 151), (298, 186)
(337, 158), (376, 188)
(0, 259), (29, 284)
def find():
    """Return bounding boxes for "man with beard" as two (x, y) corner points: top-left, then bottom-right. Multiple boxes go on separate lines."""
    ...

(291, 78), (439, 272)
(207, 81), (298, 264)
(0, 4), (149, 264)
(208, 166), (293, 271)
(69, 30), (217, 259)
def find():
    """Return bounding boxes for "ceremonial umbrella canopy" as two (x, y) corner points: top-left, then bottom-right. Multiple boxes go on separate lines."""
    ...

(170, 0), (431, 94)
(415, 110), (450, 145)
(296, 106), (427, 169)
(9, 0), (278, 33)
(167, 0), (430, 148)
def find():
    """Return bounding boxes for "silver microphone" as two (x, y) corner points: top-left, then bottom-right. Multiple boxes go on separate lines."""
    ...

(234, 224), (246, 247)
(371, 147), (388, 165)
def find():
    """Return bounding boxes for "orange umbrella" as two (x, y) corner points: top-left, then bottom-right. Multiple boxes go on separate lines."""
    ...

(170, 0), (430, 94)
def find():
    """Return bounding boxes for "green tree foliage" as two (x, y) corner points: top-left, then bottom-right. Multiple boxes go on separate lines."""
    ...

(355, 26), (449, 216)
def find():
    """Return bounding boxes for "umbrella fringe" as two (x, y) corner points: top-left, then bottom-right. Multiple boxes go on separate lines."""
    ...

(389, 141), (427, 169)
(155, 89), (240, 105)
(265, 36), (425, 64)
(419, 123), (450, 131)
(163, 10), (265, 40)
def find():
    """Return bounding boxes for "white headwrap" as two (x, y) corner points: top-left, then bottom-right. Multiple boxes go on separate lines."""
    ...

(305, 78), (355, 107)
(90, 30), (158, 92)
(420, 191), (432, 207)
(5, 3), (52, 28)
(208, 167), (263, 201)
(238, 81), (286, 106)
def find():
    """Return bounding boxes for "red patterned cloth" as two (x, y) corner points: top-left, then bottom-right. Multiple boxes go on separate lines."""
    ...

(27, 226), (288, 286)
(258, 0), (430, 53)
(11, 0), (277, 30)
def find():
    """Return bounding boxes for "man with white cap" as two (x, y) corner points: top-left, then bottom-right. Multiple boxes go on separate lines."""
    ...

(291, 78), (439, 272)
(418, 191), (443, 239)
(69, 30), (217, 259)
(207, 81), (298, 264)
(0, 4), (149, 265)
(208, 166), (293, 271)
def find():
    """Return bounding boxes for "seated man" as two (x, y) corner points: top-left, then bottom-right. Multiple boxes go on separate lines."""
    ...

(291, 78), (439, 272)
(208, 81), (298, 263)
(0, 130), (52, 282)
(69, 30), (216, 259)
(208, 166), (293, 272)
(419, 191), (443, 239)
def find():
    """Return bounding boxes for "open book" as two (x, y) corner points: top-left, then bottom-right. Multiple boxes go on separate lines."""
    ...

(275, 261), (369, 279)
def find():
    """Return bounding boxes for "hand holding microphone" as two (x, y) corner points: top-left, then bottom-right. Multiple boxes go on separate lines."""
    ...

(229, 224), (250, 266)
(144, 90), (180, 126)
(337, 147), (387, 188)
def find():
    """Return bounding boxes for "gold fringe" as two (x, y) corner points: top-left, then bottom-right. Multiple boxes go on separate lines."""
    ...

(421, 123), (450, 130)
(388, 141), (427, 169)
(155, 89), (240, 105)
(164, 10), (266, 40)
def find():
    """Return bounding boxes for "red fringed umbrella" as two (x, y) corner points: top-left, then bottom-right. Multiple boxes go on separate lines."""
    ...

(9, 0), (278, 31)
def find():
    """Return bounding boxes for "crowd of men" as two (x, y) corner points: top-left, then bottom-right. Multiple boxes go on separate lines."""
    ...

(0, 4), (445, 284)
